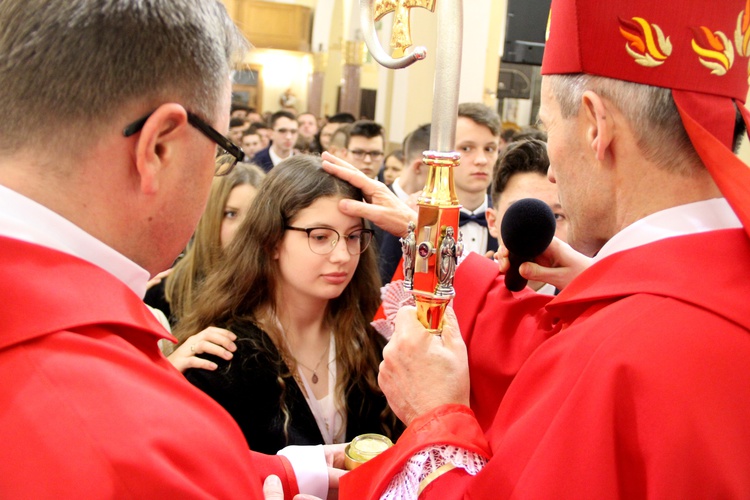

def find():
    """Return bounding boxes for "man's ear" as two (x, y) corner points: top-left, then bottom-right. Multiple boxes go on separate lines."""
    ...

(411, 159), (421, 173)
(413, 159), (427, 182)
(581, 90), (613, 162)
(133, 103), (190, 195)
(486, 207), (500, 239)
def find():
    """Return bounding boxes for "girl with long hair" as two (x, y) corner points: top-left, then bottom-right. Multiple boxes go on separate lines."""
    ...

(144, 159), (265, 372)
(174, 155), (402, 454)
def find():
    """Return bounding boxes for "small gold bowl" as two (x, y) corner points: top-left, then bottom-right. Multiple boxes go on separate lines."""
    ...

(344, 433), (394, 470)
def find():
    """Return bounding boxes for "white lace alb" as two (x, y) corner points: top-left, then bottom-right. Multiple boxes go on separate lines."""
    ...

(380, 444), (487, 499)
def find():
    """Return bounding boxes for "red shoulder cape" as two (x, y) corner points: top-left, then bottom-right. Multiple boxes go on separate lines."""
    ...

(0, 236), (297, 498)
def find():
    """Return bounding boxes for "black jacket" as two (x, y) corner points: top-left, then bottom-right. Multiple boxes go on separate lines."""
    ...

(185, 321), (402, 454)
(251, 147), (274, 173)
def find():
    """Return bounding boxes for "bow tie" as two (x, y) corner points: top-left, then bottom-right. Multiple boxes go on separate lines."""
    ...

(459, 211), (487, 228)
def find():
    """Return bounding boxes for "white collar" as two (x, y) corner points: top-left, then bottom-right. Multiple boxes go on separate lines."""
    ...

(269, 146), (293, 166)
(391, 177), (410, 201)
(0, 184), (150, 298)
(595, 198), (741, 261)
(460, 196), (488, 215)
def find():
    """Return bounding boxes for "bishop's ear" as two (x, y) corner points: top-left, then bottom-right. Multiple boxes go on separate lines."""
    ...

(581, 90), (613, 162)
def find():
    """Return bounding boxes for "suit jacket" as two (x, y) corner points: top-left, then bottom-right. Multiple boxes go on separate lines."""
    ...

(252, 146), (274, 173)
(0, 237), (296, 498)
(186, 321), (403, 454)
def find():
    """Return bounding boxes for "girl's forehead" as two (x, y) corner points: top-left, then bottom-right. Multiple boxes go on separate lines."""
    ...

(291, 196), (361, 227)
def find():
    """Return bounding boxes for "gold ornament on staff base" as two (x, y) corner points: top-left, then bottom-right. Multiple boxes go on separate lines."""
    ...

(404, 151), (462, 332)
(361, 0), (463, 333)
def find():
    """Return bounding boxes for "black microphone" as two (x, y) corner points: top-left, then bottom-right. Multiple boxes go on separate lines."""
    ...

(500, 198), (557, 292)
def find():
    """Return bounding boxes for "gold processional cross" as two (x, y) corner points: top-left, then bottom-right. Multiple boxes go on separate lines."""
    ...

(373, 0), (436, 57)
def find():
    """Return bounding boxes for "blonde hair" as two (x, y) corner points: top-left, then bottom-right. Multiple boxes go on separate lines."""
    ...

(165, 160), (265, 323)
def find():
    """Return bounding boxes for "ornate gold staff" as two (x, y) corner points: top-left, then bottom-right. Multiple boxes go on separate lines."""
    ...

(361, 0), (463, 333)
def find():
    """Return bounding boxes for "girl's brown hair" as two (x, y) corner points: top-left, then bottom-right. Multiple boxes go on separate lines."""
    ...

(175, 155), (396, 440)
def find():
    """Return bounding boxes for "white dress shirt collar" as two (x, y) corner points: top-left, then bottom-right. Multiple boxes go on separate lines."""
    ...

(391, 177), (411, 201)
(595, 198), (741, 261)
(269, 146), (293, 167)
(0, 184), (150, 298)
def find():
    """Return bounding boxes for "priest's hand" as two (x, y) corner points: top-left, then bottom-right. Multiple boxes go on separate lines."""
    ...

(323, 442), (347, 495)
(167, 327), (237, 373)
(495, 237), (593, 291)
(379, 306), (470, 426)
(323, 443), (346, 470)
(262, 475), (323, 500)
(321, 151), (417, 238)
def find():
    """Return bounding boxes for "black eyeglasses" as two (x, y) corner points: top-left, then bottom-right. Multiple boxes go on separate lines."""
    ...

(348, 149), (384, 161)
(123, 111), (244, 176)
(285, 226), (374, 255)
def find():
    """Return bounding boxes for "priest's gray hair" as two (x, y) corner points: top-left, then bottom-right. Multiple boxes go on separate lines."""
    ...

(0, 0), (248, 153)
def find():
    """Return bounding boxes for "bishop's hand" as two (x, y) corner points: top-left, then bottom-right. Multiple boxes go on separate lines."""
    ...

(321, 151), (417, 238)
(378, 306), (470, 425)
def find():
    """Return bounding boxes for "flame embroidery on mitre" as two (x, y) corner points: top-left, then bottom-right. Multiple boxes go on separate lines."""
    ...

(734, 1), (750, 83)
(735, 0), (750, 56)
(619, 17), (672, 67)
(691, 26), (735, 76)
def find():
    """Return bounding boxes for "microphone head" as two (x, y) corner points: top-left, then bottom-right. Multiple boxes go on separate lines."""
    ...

(500, 198), (557, 258)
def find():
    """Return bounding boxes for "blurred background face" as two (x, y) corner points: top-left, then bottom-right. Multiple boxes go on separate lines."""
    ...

(297, 113), (319, 140)
(486, 172), (568, 245)
(241, 133), (262, 157)
(229, 122), (248, 145)
(453, 117), (499, 197)
(220, 183), (258, 249)
(383, 154), (404, 186)
(346, 135), (384, 179)
(256, 128), (271, 148)
(270, 116), (298, 155)
(319, 122), (340, 151)
(231, 109), (248, 120)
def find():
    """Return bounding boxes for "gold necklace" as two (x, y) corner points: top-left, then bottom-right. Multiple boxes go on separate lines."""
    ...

(279, 322), (331, 384)
(294, 342), (329, 384)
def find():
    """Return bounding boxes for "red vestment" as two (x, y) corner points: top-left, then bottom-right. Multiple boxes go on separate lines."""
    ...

(343, 229), (750, 498)
(0, 237), (298, 498)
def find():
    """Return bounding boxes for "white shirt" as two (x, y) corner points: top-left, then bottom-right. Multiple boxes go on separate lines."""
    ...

(536, 283), (558, 296)
(459, 197), (490, 256)
(0, 184), (149, 297)
(391, 177), (411, 202)
(269, 146), (293, 167)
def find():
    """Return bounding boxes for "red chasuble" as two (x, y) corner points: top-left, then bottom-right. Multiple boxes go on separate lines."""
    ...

(451, 253), (558, 433)
(0, 237), (298, 498)
(342, 229), (750, 499)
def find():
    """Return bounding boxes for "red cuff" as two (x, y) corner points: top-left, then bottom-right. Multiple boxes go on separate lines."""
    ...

(340, 404), (489, 500)
(250, 452), (300, 498)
